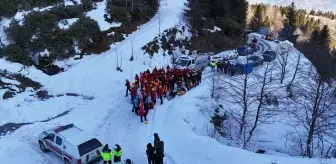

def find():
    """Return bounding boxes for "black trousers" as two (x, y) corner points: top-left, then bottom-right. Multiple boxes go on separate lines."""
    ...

(155, 155), (164, 164)
(141, 114), (147, 122)
(126, 88), (130, 96)
(103, 161), (111, 164)
(159, 96), (163, 104)
(148, 158), (155, 164)
(114, 156), (121, 162)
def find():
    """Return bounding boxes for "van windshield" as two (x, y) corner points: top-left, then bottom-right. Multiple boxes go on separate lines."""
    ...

(176, 59), (189, 66)
(78, 138), (102, 156)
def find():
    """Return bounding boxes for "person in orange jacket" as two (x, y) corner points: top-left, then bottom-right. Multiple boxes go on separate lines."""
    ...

(150, 87), (156, 105)
(139, 97), (147, 122)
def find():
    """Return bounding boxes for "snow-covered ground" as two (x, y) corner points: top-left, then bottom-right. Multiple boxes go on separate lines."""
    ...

(58, 18), (79, 29)
(248, 0), (336, 12)
(1, 0), (336, 164)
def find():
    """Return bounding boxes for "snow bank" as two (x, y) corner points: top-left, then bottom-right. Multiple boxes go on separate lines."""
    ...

(58, 18), (79, 29)
(86, 0), (121, 31)
(150, 78), (336, 164)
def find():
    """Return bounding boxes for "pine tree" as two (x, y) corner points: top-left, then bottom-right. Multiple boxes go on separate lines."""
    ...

(249, 5), (263, 32)
(263, 16), (270, 27)
(319, 25), (331, 47)
(286, 2), (296, 29)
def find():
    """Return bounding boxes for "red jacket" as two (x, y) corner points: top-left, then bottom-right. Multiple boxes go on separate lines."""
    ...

(139, 99), (146, 116)
(145, 82), (150, 91)
(131, 87), (137, 96)
(141, 89), (147, 97)
(150, 90), (156, 100)
(147, 73), (154, 82)
(135, 75), (140, 82)
(158, 86), (164, 96)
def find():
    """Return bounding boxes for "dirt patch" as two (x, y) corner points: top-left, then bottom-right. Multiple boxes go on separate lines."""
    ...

(34, 90), (95, 101)
(0, 69), (42, 100)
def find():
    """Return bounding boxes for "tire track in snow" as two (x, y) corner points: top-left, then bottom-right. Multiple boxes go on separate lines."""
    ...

(22, 135), (60, 164)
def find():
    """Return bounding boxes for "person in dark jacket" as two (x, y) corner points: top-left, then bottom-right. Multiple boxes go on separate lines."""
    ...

(153, 133), (164, 164)
(146, 143), (155, 164)
(113, 144), (123, 163)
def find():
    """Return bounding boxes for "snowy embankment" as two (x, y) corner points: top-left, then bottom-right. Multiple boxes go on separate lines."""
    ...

(149, 81), (333, 164)
(1, 1), (335, 164)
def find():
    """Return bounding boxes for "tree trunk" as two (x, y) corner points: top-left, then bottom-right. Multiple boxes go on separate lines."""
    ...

(239, 71), (248, 136)
(288, 53), (300, 88)
(306, 79), (322, 158)
(247, 64), (268, 143)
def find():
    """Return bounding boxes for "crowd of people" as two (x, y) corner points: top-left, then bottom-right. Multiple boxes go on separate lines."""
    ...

(100, 133), (165, 164)
(210, 60), (236, 75)
(125, 65), (203, 123)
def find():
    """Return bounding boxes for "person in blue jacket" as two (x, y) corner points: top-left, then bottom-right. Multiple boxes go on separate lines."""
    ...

(132, 94), (140, 115)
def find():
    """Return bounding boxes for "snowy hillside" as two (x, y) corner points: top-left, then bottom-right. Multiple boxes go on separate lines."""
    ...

(1, 0), (336, 164)
(248, 0), (336, 12)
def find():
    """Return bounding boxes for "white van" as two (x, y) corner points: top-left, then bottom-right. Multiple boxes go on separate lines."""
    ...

(175, 55), (209, 71)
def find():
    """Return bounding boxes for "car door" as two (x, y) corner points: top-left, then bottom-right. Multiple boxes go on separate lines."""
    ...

(53, 135), (65, 157)
(44, 133), (56, 151)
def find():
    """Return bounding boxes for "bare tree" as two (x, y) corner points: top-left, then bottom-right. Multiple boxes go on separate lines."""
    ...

(208, 71), (222, 99)
(287, 50), (301, 89)
(286, 68), (336, 158)
(219, 66), (254, 146)
(275, 42), (293, 84)
(158, 11), (161, 37)
(246, 62), (279, 144)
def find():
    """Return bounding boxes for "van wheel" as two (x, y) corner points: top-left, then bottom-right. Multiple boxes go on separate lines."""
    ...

(39, 141), (48, 153)
(64, 159), (70, 164)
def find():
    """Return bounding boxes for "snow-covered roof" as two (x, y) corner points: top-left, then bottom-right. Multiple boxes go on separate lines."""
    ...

(57, 126), (94, 145)
(66, 131), (95, 146)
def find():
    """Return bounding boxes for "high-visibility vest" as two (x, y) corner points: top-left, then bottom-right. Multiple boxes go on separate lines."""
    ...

(101, 151), (113, 161)
(114, 150), (122, 157)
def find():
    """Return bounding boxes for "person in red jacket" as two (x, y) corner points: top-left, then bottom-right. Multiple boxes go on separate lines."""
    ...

(142, 88), (147, 98)
(125, 79), (131, 97)
(147, 73), (154, 83)
(139, 97), (147, 122)
(150, 87), (156, 105)
(157, 85), (164, 105)
(140, 76), (145, 90)
(144, 81), (150, 95)
(135, 74), (140, 89)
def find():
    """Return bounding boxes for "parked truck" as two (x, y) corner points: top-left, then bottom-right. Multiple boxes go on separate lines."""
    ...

(175, 55), (209, 71)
